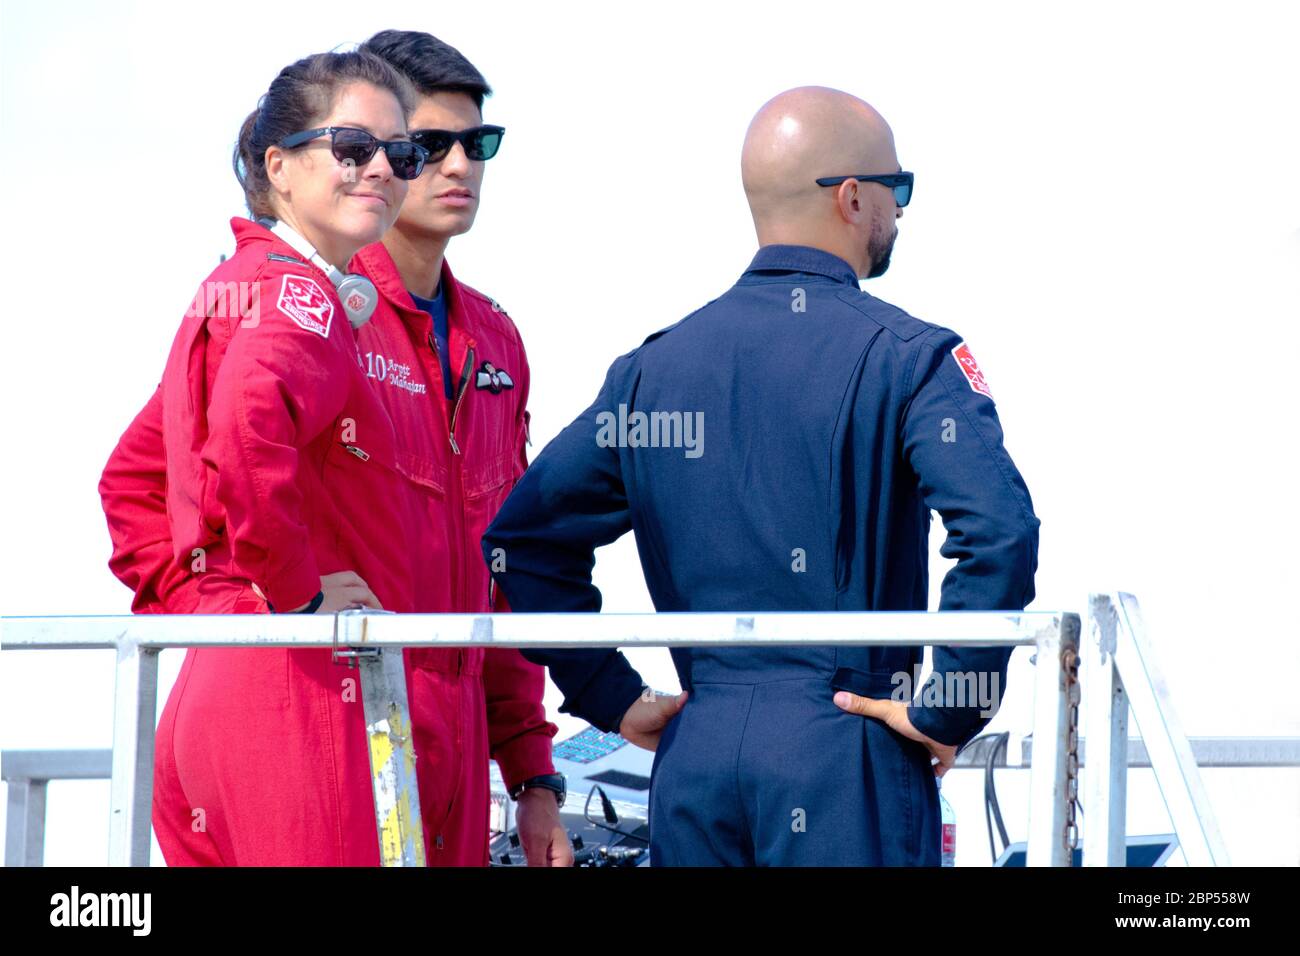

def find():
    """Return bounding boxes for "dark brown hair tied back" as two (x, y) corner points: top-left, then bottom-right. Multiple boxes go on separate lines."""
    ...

(233, 50), (415, 219)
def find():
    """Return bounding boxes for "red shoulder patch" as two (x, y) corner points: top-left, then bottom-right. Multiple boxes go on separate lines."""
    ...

(951, 341), (993, 399)
(276, 275), (334, 338)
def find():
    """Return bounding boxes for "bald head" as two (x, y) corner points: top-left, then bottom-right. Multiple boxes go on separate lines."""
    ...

(741, 86), (902, 277)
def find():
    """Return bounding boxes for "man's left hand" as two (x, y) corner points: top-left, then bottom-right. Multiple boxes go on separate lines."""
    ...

(515, 788), (573, 867)
(619, 690), (689, 752)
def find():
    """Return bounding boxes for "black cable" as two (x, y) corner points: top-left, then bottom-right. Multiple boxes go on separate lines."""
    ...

(982, 732), (1011, 863)
(950, 731), (1013, 863)
(582, 784), (649, 846)
(978, 732), (1085, 864)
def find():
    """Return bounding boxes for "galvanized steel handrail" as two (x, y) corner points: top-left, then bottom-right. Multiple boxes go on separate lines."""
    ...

(1, 608), (1049, 650)
(2, 600), (1218, 867)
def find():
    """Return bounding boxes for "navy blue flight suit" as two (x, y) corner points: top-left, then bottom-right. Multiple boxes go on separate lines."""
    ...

(483, 244), (1040, 865)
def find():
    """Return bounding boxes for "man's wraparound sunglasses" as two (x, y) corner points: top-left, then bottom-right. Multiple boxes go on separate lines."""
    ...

(816, 171), (914, 208)
(409, 125), (505, 163)
(279, 126), (430, 180)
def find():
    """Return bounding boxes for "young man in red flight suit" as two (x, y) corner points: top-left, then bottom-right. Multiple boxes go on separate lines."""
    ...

(99, 32), (569, 866)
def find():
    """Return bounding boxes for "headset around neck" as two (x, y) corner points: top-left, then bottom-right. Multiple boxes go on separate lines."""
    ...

(259, 217), (378, 329)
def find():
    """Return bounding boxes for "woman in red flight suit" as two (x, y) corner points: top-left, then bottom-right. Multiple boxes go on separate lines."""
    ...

(149, 50), (431, 865)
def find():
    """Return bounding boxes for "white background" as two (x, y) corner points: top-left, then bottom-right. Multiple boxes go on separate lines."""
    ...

(1, 0), (1296, 866)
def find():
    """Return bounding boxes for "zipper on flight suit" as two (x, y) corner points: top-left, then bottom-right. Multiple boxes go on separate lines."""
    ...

(447, 345), (474, 456)
(426, 331), (474, 454)
(447, 346), (475, 618)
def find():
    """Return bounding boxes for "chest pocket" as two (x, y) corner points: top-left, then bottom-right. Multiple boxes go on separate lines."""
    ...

(457, 378), (521, 534)
(395, 448), (448, 499)
(463, 447), (513, 499)
(320, 396), (401, 473)
(319, 399), (405, 554)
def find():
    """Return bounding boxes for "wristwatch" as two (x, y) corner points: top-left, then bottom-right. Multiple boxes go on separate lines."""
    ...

(509, 772), (566, 808)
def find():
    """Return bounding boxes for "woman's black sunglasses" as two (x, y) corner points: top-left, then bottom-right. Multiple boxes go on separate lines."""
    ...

(409, 125), (505, 163)
(816, 171), (914, 207)
(279, 126), (430, 180)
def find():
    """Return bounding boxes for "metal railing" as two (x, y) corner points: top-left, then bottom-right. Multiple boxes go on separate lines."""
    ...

(3, 749), (112, 867)
(0, 594), (1243, 867)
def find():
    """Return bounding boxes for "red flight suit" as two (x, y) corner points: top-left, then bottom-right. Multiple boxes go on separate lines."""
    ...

(100, 218), (555, 865)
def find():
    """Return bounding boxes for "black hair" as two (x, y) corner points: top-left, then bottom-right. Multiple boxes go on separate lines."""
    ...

(234, 50), (415, 218)
(360, 29), (492, 110)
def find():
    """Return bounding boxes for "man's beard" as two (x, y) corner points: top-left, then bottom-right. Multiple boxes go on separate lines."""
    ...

(866, 220), (897, 279)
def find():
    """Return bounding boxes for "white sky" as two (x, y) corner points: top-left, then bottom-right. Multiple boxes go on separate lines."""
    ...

(1, 0), (1296, 866)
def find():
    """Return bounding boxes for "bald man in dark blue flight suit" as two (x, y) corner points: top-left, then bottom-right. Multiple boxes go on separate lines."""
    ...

(483, 86), (1040, 866)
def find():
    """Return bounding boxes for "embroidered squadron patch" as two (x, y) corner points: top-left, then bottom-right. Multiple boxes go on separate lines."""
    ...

(475, 361), (514, 393)
(951, 341), (993, 399)
(277, 275), (334, 338)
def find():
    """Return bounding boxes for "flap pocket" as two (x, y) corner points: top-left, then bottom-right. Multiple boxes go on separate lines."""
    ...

(396, 448), (447, 496)
(830, 666), (902, 700)
(463, 450), (512, 499)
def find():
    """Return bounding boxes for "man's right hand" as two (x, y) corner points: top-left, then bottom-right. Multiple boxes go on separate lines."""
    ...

(618, 690), (689, 751)
(291, 571), (382, 613)
(832, 691), (959, 777)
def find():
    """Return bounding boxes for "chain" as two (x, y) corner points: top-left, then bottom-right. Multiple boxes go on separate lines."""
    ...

(1063, 646), (1081, 852)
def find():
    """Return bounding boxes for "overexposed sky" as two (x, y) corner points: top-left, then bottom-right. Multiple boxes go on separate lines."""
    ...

(1, 0), (1297, 865)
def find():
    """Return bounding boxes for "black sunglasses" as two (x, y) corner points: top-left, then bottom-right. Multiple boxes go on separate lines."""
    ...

(279, 126), (429, 180)
(409, 125), (505, 163)
(816, 171), (914, 208)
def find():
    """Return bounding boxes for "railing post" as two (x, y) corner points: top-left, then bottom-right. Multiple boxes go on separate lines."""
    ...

(1084, 593), (1129, 866)
(5, 778), (47, 866)
(1026, 613), (1081, 866)
(107, 639), (158, 867)
(1111, 592), (1230, 866)
(352, 635), (426, 867)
